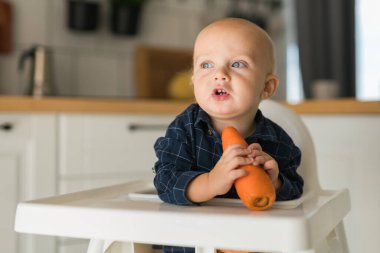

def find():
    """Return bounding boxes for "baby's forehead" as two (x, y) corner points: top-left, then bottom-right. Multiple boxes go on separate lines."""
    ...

(198, 23), (269, 47)
(194, 30), (265, 56)
(193, 19), (275, 70)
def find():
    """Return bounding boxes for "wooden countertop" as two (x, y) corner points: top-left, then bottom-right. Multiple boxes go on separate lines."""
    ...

(0, 96), (379, 114)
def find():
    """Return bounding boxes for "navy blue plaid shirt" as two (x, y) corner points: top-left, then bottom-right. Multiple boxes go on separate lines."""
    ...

(153, 103), (303, 253)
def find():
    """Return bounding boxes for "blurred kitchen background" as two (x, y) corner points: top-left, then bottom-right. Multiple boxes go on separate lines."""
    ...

(1, 1), (380, 253)
(1, 0), (378, 101)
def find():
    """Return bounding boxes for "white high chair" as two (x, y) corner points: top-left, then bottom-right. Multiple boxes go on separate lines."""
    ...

(15, 100), (350, 253)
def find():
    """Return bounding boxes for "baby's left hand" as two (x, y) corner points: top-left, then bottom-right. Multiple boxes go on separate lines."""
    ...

(247, 143), (281, 189)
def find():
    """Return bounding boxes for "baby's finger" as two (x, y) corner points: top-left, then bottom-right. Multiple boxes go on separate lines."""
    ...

(265, 158), (277, 166)
(224, 145), (251, 158)
(247, 143), (262, 151)
(248, 149), (262, 158)
(224, 144), (246, 151)
(253, 155), (266, 166)
(263, 160), (278, 172)
(229, 168), (247, 181)
(228, 156), (254, 169)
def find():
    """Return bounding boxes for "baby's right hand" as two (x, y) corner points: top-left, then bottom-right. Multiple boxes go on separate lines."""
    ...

(208, 144), (253, 196)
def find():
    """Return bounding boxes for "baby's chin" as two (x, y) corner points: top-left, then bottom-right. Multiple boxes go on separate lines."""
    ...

(201, 104), (240, 119)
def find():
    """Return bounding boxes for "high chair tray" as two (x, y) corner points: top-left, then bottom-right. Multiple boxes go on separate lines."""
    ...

(15, 180), (350, 252)
(128, 188), (309, 209)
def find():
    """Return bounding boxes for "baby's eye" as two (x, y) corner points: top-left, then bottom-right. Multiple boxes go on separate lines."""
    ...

(201, 62), (214, 69)
(231, 61), (247, 68)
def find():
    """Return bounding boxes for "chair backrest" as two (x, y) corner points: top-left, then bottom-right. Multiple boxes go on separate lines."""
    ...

(259, 100), (321, 193)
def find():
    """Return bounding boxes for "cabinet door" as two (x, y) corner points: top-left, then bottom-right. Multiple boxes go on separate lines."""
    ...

(0, 155), (18, 253)
(58, 113), (173, 193)
(57, 113), (174, 251)
(0, 114), (56, 253)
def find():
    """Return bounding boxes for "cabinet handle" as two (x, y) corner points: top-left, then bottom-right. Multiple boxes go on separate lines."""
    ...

(128, 123), (167, 131)
(0, 122), (13, 131)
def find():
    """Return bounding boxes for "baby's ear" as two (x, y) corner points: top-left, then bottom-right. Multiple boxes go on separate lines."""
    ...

(261, 74), (279, 99)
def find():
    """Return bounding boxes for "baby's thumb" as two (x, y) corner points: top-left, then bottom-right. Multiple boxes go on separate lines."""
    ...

(231, 168), (247, 181)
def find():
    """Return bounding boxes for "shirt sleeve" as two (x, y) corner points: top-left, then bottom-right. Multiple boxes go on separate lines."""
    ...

(153, 125), (203, 205)
(275, 144), (304, 201)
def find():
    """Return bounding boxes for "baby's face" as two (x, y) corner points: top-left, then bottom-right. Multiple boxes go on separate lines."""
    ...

(192, 19), (274, 123)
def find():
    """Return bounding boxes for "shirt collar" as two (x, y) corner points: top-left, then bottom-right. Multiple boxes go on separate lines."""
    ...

(246, 109), (278, 143)
(194, 104), (278, 143)
(194, 105), (213, 128)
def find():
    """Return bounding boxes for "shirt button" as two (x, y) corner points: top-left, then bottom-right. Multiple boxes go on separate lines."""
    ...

(208, 129), (212, 136)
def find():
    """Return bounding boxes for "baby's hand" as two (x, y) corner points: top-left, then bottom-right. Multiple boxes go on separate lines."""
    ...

(247, 143), (281, 189)
(208, 144), (252, 196)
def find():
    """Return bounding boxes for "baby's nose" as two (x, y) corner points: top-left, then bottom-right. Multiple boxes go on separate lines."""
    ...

(214, 68), (230, 82)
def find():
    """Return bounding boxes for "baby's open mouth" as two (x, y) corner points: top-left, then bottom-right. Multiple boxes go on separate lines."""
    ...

(214, 89), (228, 95)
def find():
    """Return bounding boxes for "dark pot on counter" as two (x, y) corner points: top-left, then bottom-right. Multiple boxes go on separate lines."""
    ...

(110, 0), (145, 35)
(67, 0), (100, 31)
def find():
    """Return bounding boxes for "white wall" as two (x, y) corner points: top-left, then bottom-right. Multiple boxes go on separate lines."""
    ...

(0, 0), (286, 98)
(302, 114), (380, 253)
(0, 0), (229, 97)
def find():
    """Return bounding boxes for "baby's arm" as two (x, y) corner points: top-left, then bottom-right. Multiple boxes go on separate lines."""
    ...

(186, 144), (252, 203)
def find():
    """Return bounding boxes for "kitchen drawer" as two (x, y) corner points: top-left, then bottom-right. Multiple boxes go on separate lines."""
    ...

(0, 114), (31, 141)
(58, 113), (173, 177)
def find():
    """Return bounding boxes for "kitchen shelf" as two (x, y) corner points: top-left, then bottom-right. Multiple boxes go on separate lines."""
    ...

(0, 96), (379, 114)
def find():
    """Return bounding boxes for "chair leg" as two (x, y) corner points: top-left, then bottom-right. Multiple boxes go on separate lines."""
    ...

(326, 221), (349, 253)
(288, 221), (349, 253)
(87, 239), (106, 253)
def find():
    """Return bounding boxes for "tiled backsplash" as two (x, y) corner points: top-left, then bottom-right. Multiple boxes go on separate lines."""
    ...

(0, 0), (286, 98)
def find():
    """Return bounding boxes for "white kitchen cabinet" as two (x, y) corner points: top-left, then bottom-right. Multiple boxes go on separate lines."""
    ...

(57, 113), (173, 192)
(56, 113), (173, 252)
(0, 113), (56, 253)
(1, 111), (173, 253)
(0, 154), (18, 253)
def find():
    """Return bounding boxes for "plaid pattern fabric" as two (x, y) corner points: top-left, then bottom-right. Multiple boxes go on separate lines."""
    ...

(153, 103), (304, 253)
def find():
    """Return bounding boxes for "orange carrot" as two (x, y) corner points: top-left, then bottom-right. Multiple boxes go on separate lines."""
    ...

(221, 126), (275, 211)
